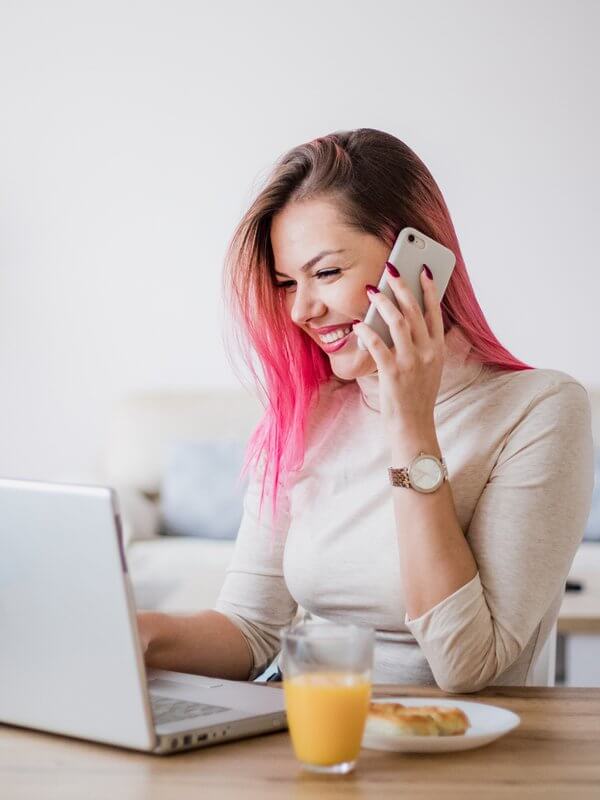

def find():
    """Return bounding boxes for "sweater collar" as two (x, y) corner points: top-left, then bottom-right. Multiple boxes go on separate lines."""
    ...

(351, 325), (484, 413)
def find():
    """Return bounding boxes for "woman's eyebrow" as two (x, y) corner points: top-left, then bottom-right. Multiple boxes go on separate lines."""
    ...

(274, 249), (345, 277)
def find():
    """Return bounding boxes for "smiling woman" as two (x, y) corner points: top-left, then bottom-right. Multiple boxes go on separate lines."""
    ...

(213, 128), (593, 690)
(139, 129), (594, 693)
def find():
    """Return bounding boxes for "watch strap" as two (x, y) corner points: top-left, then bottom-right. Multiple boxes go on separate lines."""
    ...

(387, 466), (412, 488)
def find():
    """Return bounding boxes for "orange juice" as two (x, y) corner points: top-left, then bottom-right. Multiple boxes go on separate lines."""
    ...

(283, 672), (372, 766)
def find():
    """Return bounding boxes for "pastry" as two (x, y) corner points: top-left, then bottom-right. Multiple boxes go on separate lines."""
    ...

(366, 701), (470, 737)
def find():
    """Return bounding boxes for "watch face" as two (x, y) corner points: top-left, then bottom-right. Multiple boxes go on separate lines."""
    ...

(409, 456), (443, 492)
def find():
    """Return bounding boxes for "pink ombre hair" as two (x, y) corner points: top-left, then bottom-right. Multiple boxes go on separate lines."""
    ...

(221, 129), (532, 528)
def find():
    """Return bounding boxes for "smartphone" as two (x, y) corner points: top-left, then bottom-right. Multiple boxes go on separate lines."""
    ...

(357, 226), (456, 351)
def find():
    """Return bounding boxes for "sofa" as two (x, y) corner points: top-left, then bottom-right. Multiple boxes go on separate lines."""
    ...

(102, 389), (263, 612)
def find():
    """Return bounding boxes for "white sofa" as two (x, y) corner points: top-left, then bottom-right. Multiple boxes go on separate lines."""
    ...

(101, 383), (600, 684)
(102, 389), (263, 612)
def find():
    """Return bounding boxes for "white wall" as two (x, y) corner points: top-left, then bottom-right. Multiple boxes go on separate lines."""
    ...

(1, 0), (598, 482)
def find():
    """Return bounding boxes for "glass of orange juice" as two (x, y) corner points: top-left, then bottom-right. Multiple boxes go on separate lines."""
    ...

(281, 621), (374, 775)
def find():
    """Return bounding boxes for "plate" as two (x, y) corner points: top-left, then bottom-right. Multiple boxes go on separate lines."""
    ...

(361, 697), (520, 753)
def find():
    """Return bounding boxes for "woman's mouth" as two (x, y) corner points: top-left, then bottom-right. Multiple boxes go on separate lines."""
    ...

(318, 326), (354, 353)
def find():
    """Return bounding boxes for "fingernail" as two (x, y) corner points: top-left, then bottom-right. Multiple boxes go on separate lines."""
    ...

(385, 261), (400, 278)
(365, 284), (379, 294)
(422, 264), (433, 280)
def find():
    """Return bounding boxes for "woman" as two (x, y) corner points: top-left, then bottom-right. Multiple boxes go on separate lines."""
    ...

(138, 128), (594, 692)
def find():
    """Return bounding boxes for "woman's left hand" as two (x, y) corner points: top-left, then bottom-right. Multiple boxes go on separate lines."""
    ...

(353, 262), (445, 436)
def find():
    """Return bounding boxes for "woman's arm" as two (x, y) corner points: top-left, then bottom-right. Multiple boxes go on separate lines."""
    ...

(137, 609), (253, 680)
(388, 424), (478, 621)
(138, 457), (298, 682)
(355, 265), (479, 621)
(354, 265), (594, 693)
(401, 379), (593, 692)
(214, 463), (299, 680)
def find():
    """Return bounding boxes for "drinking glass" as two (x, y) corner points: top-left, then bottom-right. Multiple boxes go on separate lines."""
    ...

(281, 620), (374, 775)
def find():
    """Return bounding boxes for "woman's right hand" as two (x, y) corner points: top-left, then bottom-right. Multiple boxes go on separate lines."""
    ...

(136, 610), (160, 660)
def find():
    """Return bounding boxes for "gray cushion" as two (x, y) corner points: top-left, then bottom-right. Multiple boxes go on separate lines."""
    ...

(158, 439), (248, 539)
(583, 447), (600, 541)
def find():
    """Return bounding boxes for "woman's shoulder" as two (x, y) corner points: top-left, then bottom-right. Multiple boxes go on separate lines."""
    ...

(477, 366), (594, 495)
(482, 363), (588, 397)
(477, 364), (591, 426)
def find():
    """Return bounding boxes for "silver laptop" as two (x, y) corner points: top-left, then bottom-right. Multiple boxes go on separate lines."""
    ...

(0, 477), (287, 754)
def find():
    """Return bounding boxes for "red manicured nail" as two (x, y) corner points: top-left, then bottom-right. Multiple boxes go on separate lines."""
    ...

(422, 264), (433, 280)
(385, 261), (400, 278)
(365, 284), (379, 294)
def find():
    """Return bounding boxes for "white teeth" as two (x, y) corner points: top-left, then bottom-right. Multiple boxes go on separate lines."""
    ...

(319, 326), (352, 344)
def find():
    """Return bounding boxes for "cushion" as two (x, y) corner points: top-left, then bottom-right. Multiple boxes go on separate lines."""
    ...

(583, 446), (600, 541)
(158, 439), (249, 539)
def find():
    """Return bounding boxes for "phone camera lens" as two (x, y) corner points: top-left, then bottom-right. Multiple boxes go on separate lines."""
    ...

(408, 234), (415, 242)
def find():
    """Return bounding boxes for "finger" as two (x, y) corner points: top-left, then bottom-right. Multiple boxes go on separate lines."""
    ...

(384, 262), (430, 350)
(364, 286), (414, 367)
(420, 265), (444, 344)
(352, 317), (396, 374)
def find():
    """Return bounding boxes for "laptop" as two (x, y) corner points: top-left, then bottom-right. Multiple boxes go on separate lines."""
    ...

(0, 477), (287, 754)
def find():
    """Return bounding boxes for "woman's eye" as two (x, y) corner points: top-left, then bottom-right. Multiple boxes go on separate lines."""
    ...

(316, 269), (340, 279)
(276, 268), (340, 291)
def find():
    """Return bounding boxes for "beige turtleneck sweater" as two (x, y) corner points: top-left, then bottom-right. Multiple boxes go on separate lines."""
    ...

(215, 326), (594, 691)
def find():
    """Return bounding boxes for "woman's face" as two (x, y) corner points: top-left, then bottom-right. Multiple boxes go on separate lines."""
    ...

(270, 198), (390, 380)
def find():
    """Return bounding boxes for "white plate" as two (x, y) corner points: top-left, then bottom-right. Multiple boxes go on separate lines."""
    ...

(361, 697), (520, 753)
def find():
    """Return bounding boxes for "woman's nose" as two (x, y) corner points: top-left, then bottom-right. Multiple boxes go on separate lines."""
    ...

(290, 286), (326, 326)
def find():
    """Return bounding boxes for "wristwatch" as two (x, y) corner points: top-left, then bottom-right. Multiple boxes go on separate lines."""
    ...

(388, 452), (448, 493)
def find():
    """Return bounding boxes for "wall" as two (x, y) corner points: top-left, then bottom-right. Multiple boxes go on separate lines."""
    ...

(1, 0), (598, 481)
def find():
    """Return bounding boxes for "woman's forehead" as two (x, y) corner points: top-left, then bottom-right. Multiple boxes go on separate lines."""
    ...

(271, 201), (360, 274)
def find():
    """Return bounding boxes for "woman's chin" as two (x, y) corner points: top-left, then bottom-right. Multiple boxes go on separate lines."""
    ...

(329, 345), (376, 380)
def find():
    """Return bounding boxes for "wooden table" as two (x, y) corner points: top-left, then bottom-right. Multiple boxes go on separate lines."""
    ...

(2, 684), (599, 799)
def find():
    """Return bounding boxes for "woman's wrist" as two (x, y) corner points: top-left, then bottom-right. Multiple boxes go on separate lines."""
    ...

(389, 421), (441, 465)
(137, 610), (170, 663)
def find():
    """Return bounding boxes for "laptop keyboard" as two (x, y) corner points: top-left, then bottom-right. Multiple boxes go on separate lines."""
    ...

(150, 694), (232, 726)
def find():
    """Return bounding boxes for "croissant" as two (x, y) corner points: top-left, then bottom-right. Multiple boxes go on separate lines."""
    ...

(366, 701), (470, 737)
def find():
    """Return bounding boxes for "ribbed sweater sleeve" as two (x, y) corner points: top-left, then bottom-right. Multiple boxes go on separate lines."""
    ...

(214, 462), (297, 680)
(404, 380), (594, 692)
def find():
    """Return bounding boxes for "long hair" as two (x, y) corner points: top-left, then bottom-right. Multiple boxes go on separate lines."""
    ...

(221, 128), (531, 529)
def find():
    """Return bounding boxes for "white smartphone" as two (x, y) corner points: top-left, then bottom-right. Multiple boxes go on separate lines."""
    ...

(357, 226), (456, 351)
